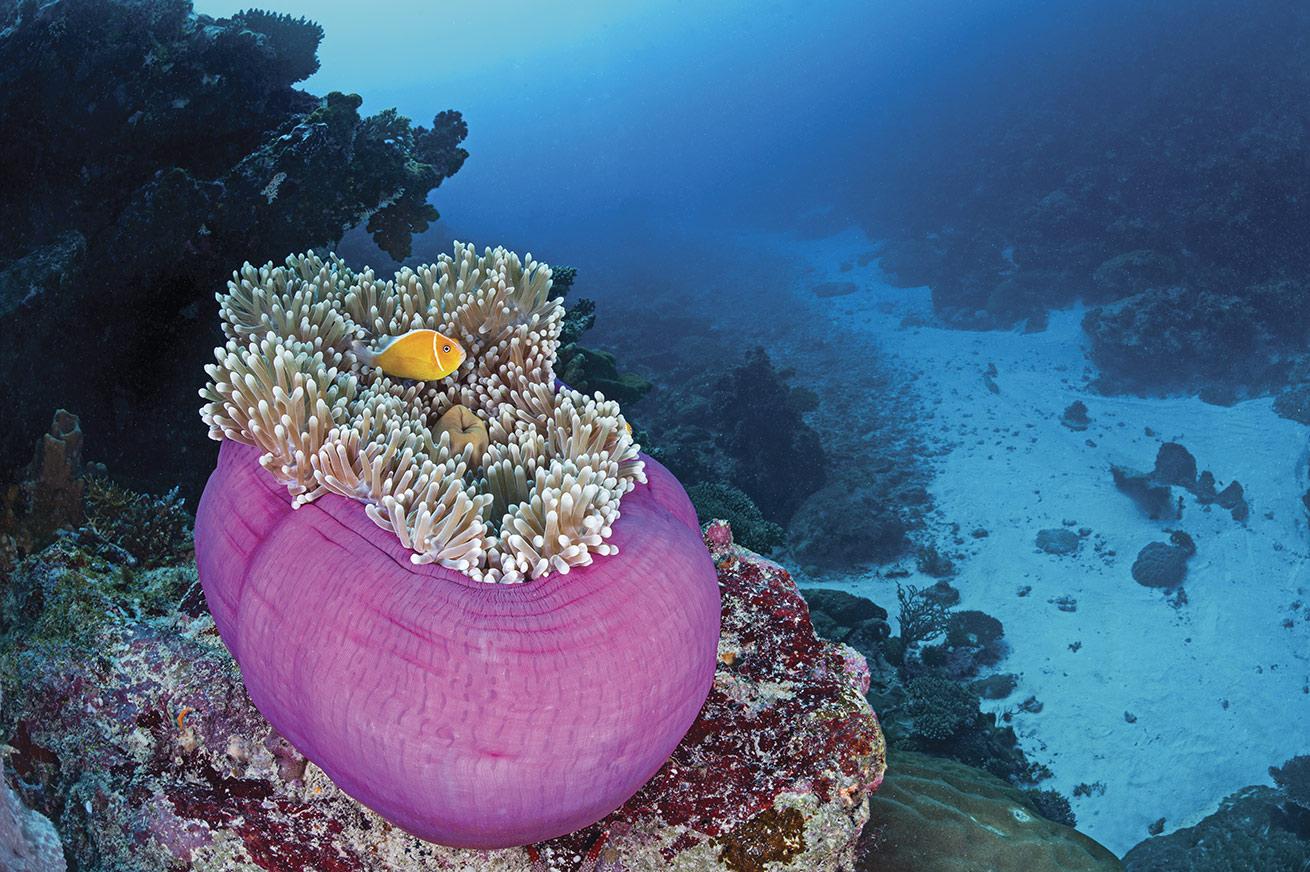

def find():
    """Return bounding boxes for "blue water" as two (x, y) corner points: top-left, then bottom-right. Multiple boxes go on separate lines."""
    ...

(7, 0), (1308, 863)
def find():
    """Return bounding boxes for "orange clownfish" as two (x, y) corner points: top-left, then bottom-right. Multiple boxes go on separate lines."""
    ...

(352, 329), (466, 381)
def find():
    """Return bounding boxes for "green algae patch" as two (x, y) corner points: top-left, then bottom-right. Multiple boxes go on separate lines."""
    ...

(718, 806), (808, 872)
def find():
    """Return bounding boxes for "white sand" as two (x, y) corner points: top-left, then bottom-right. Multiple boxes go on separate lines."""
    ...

(749, 225), (1310, 855)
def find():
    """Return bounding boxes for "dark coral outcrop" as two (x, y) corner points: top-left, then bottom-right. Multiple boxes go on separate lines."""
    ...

(1123, 780), (1310, 871)
(711, 347), (827, 525)
(1130, 541), (1191, 589)
(0, 0), (468, 497)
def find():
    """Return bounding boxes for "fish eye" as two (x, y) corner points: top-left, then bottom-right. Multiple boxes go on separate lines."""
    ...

(442, 344), (452, 353)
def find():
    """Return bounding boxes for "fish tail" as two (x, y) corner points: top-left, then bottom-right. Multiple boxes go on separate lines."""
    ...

(350, 339), (376, 367)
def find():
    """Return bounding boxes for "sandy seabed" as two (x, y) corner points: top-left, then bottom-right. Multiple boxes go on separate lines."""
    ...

(739, 225), (1310, 856)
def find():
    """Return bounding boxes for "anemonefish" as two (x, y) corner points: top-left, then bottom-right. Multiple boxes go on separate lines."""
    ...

(352, 329), (466, 381)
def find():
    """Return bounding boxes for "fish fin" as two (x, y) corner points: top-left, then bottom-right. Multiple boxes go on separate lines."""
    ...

(350, 339), (377, 367)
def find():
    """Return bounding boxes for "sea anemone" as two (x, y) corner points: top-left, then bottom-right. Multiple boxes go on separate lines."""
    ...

(195, 244), (720, 847)
(200, 244), (645, 582)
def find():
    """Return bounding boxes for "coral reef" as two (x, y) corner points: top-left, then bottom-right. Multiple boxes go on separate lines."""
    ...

(634, 344), (832, 549)
(893, 583), (950, 650)
(549, 265), (652, 404)
(1113, 442), (1248, 525)
(610, 310), (928, 572)
(805, 585), (1056, 793)
(802, 588), (891, 658)
(789, 481), (912, 570)
(1, 520), (883, 870)
(0, 409), (198, 583)
(710, 347), (826, 525)
(858, 752), (1121, 871)
(0, 410), (85, 569)
(904, 675), (981, 742)
(1152, 442), (1198, 488)
(83, 475), (194, 568)
(558, 346), (653, 406)
(199, 244), (643, 581)
(0, 0), (468, 497)
(859, 0), (1310, 400)
(1270, 755), (1310, 809)
(1122, 756), (1310, 871)
(935, 610), (1008, 676)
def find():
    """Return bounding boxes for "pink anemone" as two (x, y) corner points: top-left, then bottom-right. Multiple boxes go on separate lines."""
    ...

(196, 439), (720, 848)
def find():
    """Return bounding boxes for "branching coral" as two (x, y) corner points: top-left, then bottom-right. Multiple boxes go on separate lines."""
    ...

(200, 243), (644, 582)
(83, 476), (194, 568)
(896, 583), (951, 649)
(905, 674), (980, 742)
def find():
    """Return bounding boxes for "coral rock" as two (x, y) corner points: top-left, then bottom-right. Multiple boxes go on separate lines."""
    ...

(1122, 785), (1309, 871)
(1131, 541), (1191, 588)
(1110, 464), (1176, 520)
(3, 522), (884, 870)
(1036, 528), (1081, 555)
(1060, 400), (1091, 431)
(0, 0), (469, 497)
(688, 482), (784, 553)
(1152, 443), (1198, 489)
(0, 775), (64, 872)
(0, 410), (85, 564)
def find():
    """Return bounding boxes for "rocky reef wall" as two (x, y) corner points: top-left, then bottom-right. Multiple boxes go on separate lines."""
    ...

(0, 0), (468, 497)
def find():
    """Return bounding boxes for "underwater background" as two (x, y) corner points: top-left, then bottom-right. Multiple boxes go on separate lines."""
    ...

(2, 0), (1310, 869)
